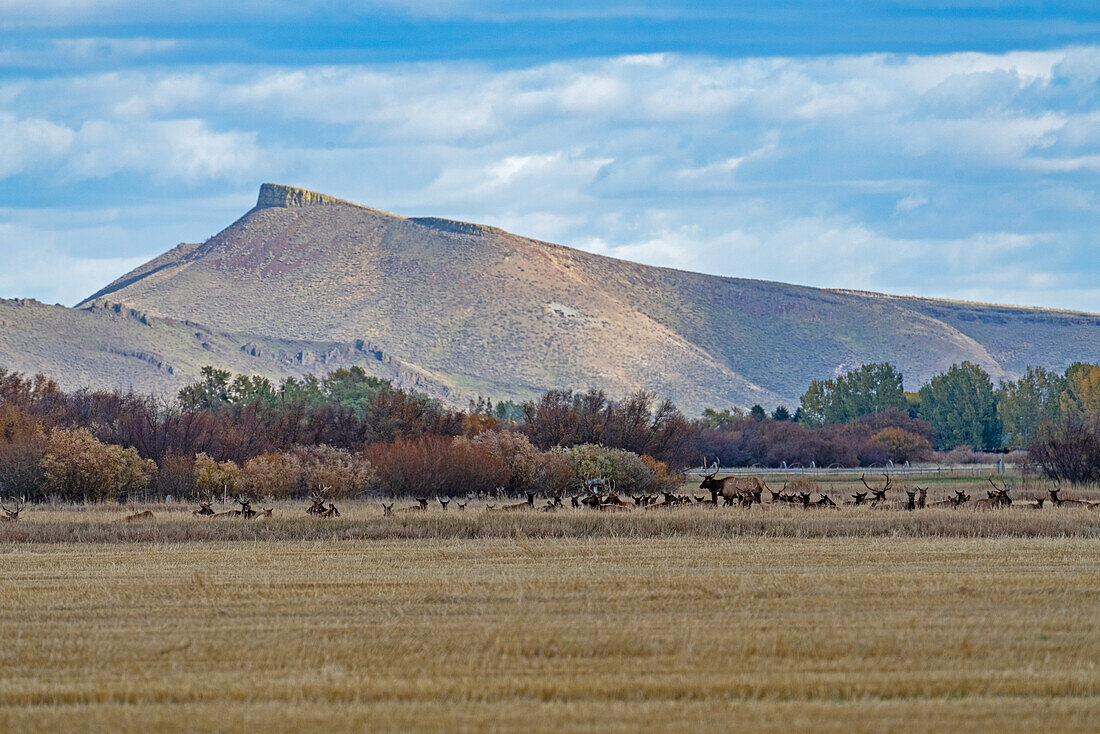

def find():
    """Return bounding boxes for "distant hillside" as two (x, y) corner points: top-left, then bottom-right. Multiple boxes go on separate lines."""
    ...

(0, 298), (456, 400)
(2, 183), (1096, 413)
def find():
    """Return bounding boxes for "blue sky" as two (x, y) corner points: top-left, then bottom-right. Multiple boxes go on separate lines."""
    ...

(1, 1), (1098, 311)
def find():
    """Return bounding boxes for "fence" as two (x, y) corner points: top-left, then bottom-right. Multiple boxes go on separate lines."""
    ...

(685, 462), (1010, 479)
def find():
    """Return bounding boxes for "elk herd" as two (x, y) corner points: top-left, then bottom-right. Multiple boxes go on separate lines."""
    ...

(0, 470), (1095, 523)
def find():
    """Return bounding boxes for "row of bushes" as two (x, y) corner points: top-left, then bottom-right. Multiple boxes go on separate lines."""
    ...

(0, 421), (682, 502)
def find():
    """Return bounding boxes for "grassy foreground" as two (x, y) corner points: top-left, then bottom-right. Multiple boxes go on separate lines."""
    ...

(0, 536), (1097, 733)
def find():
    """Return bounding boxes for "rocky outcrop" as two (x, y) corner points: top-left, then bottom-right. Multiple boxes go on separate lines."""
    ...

(256, 183), (349, 209)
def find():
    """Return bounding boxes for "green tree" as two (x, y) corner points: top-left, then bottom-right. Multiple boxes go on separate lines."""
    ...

(771, 405), (791, 421)
(996, 366), (1065, 447)
(178, 366), (232, 410)
(749, 404), (767, 421)
(918, 362), (1001, 450)
(798, 363), (907, 427)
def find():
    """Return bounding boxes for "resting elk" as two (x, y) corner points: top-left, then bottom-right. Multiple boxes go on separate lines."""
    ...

(859, 474), (891, 506)
(501, 491), (537, 511)
(192, 501), (215, 516)
(699, 458), (767, 506)
(1, 497), (25, 522)
(307, 488), (341, 517)
(122, 510), (155, 523)
(1047, 488), (1091, 507)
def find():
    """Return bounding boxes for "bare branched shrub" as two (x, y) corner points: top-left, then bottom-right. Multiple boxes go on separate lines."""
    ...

(1029, 414), (1100, 485)
(534, 451), (575, 497)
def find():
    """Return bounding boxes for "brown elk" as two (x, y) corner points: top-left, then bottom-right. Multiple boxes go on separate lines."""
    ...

(192, 501), (215, 516)
(382, 503), (394, 516)
(501, 491), (537, 511)
(394, 497), (428, 513)
(928, 490), (970, 508)
(438, 497), (450, 511)
(1, 497), (25, 522)
(122, 509), (155, 523)
(860, 474), (891, 506)
(847, 491), (869, 506)
(699, 458), (767, 506)
(917, 487), (927, 509)
(214, 497), (255, 519)
(255, 507), (273, 518)
(456, 501), (468, 511)
(974, 478), (1012, 509)
(904, 489), (917, 511)
(1048, 488), (1090, 507)
(307, 488), (341, 516)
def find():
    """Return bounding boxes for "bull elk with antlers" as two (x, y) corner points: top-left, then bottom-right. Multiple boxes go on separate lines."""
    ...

(1, 497), (25, 522)
(307, 488), (341, 517)
(859, 474), (891, 507)
(699, 458), (768, 506)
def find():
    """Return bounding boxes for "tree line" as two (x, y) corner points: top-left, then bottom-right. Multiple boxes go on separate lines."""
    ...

(0, 358), (1096, 501)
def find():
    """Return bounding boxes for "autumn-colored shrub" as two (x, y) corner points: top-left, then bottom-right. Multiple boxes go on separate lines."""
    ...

(40, 428), (155, 502)
(472, 430), (539, 490)
(193, 453), (241, 499)
(534, 451), (576, 497)
(239, 452), (303, 500)
(292, 444), (373, 498)
(152, 453), (195, 500)
(640, 455), (681, 494)
(363, 435), (507, 498)
(549, 444), (655, 494)
(870, 427), (933, 464)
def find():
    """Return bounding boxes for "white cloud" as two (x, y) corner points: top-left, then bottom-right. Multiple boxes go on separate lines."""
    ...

(0, 114), (74, 176)
(0, 47), (1097, 311)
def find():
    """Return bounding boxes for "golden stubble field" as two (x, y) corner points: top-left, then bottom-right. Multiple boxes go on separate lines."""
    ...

(0, 527), (1098, 733)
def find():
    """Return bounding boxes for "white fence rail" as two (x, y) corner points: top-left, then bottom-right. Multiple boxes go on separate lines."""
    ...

(685, 463), (1010, 479)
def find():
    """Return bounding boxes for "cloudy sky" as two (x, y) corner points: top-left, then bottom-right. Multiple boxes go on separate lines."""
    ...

(1, 1), (1098, 311)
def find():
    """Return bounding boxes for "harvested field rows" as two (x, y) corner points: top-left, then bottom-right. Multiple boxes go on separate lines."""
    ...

(0, 536), (1098, 732)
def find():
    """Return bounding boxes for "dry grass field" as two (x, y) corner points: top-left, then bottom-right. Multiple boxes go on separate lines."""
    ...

(1, 496), (1099, 732)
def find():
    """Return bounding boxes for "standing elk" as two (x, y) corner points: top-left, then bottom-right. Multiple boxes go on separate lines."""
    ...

(1, 497), (25, 522)
(699, 458), (768, 506)
(456, 501), (468, 511)
(438, 497), (451, 511)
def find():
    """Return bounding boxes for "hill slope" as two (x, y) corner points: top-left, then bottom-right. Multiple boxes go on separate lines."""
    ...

(63, 183), (1099, 413)
(0, 298), (456, 399)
